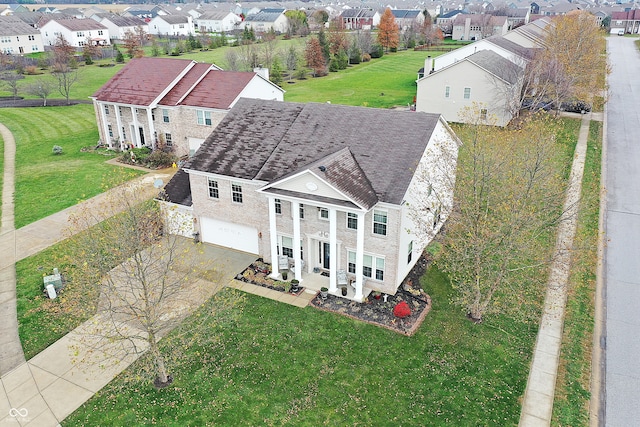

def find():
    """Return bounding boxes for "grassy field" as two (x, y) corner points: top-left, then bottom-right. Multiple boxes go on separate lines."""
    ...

(63, 267), (539, 426)
(283, 50), (428, 108)
(551, 120), (601, 426)
(0, 105), (142, 227)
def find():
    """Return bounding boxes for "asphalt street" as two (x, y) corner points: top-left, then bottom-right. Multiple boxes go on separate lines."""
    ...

(603, 36), (640, 426)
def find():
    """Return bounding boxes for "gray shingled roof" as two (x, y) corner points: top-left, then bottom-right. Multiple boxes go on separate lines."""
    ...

(465, 50), (523, 84)
(0, 16), (39, 36)
(160, 169), (192, 206)
(244, 10), (284, 23)
(96, 13), (147, 28)
(184, 99), (442, 207)
(157, 15), (190, 24)
(486, 35), (538, 60)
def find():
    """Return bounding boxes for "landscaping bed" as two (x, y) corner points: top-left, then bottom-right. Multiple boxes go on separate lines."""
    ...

(310, 287), (431, 336)
(236, 259), (305, 296)
(310, 253), (432, 336)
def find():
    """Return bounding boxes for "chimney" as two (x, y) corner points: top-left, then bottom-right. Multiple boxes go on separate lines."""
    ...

(253, 65), (269, 81)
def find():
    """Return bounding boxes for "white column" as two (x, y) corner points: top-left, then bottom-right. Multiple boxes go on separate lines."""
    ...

(292, 201), (302, 281)
(130, 106), (140, 147)
(98, 102), (111, 148)
(115, 105), (124, 147)
(329, 208), (337, 293)
(147, 108), (156, 149)
(354, 212), (365, 301)
(268, 197), (279, 279)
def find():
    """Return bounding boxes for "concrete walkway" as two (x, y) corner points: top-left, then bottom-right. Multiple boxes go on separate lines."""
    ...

(519, 113), (591, 426)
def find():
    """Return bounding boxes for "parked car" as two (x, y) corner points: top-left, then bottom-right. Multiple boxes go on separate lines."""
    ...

(522, 98), (554, 111)
(560, 100), (591, 114)
(618, 29), (625, 36)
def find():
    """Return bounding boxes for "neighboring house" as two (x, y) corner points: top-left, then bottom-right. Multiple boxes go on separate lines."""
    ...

(416, 49), (525, 126)
(160, 98), (459, 301)
(91, 57), (285, 157)
(611, 9), (640, 34)
(123, 5), (167, 21)
(429, 34), (535, 72)
(1, 4), (30, 15)
(502, 16), (550, 48)
(506, 8), (531, 29)
(451, 14), (509, 41)
(243, 8), (289, 34)
(436, 9), (464, 34)
(148, 14), (195, 36)
(390, 9), (425, 31)
(0, 16), (45, 54)
(9, 12), (46, 29)
(339, 8), (380, 30)
(196, 10), (242, 33)
(92, 13), (148, 40)
(40, 18), (110, 47)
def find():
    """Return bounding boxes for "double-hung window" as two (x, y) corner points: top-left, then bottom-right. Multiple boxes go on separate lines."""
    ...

(275, 199), (282, 214)
(445, 86), (450, 98)
(347, 212), (358, 230)
(232, 183), (243, 203)
(165, 133), (172, 147)
(299, 205), (305, 219)
(407, 241), (413, 264)
(281, 236), (293, 258)
(162, 109), (170, 123)
(348, 251), (385, 281)
(319, 208), (329, 220)
(373, 210), (387, 236)
(197, 110), (212, 126)
(208, 178), (219, 199)
(104, 105), (109, 115)
(464, 87), (471, 99)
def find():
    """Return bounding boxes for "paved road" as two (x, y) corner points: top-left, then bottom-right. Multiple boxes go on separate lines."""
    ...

(602, 36), (640, 426)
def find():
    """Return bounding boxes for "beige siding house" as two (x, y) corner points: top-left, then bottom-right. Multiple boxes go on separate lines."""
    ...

(160, 99), (459, 301)
(416, 50), (524, 127)
(91, 57), (284, 157)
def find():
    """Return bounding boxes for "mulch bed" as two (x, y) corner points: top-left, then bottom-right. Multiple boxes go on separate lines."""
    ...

(236, 259), (306, 296)
(310, 253), (433, 336)
(0, 98), (92, 108)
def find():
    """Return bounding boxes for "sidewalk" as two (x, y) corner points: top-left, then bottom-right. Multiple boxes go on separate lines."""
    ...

(519, 113), (591, 426)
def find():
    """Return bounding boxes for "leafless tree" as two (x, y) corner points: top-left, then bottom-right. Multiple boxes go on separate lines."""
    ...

(25, 79), (53, 106)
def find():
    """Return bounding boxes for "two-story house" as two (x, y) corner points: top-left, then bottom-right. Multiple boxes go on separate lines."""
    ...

(416, 49), (525, 126)
(0, 16), (44, 54)
(92, 13), (148, 40)
(148, 14), (195, 36)
(243, 8), (289, 34)
(339, 8), (380, 30)
(196, 10), (242, 33)
(40, 18), (110, 47)
(160, 99), (459, 301)
(91, 57), (284, 157)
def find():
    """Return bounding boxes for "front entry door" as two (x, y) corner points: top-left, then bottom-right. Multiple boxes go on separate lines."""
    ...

(321, 242), (330, 269)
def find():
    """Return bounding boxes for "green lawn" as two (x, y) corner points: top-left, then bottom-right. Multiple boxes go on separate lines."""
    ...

(551, 120), (601, 426)
(0, 105), (142, 228)
(283, 50), (430, 108)
(64, 266), (538, 426)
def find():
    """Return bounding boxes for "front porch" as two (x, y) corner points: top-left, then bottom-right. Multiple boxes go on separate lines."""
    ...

(239, 259), (372, 302)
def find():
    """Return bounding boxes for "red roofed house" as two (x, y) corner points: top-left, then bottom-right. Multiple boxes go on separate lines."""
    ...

(611, 10), (640, 35)
(91, 57), (285, 157)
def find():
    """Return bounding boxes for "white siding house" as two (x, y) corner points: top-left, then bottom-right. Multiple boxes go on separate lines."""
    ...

(40, 18), (110, 47)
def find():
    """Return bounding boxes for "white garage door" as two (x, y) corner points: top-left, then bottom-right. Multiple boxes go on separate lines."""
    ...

(200, 217), (259, 254)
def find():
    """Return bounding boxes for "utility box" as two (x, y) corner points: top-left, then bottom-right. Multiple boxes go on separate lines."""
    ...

(43, 273), (63, 292)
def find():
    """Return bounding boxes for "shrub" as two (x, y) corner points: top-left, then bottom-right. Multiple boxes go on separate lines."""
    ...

(146, 150), (177, 169)
(24, 65), (39, 75)
(369, 45), (384, 58)
(393, 301), (411, 318)
(52, 145), (63, 155)
(328, 58), (340, 72)
(362, 53), (371, 62)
